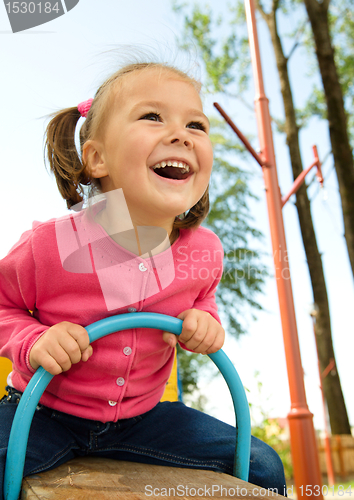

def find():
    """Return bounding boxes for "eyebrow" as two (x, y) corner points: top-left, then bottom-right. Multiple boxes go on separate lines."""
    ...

(130, 100), (210, 125)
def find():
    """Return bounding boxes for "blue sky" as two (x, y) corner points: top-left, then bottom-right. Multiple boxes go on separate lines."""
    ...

(0, 0), (353, 432)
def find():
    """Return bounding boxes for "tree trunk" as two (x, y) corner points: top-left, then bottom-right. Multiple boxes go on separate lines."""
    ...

(303, 0), (354, 279)
(255, 1), (351, 434)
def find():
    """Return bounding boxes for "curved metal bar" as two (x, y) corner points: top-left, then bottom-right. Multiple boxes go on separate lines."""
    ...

(208, 349), (251, 479)
(4, 313), (250, 500)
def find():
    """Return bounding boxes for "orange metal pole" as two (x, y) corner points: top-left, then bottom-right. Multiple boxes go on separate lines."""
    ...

(244, 0), (323, 496)
(213, 102), (265, 167)
(281, 159), (319, 207)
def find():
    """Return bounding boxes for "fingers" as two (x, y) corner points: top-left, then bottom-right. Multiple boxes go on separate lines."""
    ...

(81, 345), (94, 362)
(203, 328), (225, 354)
(38, 344), (74, 376)
(177, 309), (225, 354)
(179, 313), (208, 352)
(55, 323), (92, 370)
(63, 322), (91, 355)
(162, 332), (178, 348)
(29, 322), (92, 375)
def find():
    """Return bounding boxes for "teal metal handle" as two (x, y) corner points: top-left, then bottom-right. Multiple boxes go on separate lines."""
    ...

(4, 312), (250, 500)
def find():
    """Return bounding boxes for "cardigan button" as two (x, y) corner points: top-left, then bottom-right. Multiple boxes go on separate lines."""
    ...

(108, 400), (117, 406)
(116, 377), (125, 386)
(123, 347), (132, 356)
(128, 307), (136, 313)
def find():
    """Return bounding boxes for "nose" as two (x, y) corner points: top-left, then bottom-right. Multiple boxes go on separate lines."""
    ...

(171, 137), (193, 149)
(164, 126), (193, 149)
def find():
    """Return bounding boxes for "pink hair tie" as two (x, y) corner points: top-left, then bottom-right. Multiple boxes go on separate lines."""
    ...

(77, 98), (93, 118)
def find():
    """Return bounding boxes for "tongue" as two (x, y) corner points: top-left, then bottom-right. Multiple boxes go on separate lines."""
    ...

(154, 166), (189, 180)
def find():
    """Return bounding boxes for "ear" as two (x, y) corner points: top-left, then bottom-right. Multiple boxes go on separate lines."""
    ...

(82, 140), (108, 179)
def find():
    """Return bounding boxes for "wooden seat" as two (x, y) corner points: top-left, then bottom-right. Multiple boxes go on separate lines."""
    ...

(22, 457), (286, 499)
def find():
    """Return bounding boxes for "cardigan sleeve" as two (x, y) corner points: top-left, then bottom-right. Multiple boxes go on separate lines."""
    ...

(177, 229), (224, 351)
(192, 229), (223, 324)
(0, 229), (49, 377)
(177, 257), (223, 352)
(192, 263), (223, 324)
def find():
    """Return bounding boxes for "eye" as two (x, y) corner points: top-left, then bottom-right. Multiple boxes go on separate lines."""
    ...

(187, 121), (207, 132)
(139, 112), (162, 122)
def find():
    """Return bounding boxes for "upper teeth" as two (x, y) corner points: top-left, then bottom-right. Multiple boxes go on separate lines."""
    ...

(152, 161), (190, 173)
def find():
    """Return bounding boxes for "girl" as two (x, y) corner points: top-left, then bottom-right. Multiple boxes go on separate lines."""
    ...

(0, 61), (286, 496)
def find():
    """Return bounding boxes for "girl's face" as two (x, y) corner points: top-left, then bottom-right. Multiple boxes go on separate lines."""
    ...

(86, 68), (213, 232)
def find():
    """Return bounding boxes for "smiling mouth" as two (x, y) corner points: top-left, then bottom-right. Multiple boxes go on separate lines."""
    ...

(150, 161), (192, 180)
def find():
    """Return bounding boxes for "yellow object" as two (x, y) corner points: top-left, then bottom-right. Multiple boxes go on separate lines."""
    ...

(160, 350), (179, 402)
(0, 357), (12, 397)
(0, 352), (178, 402)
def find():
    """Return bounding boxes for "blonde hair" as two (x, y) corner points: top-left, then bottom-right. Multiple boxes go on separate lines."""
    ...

(45, 62), (209, 231)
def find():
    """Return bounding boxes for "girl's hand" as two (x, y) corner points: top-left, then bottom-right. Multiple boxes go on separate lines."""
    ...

(162, 309), (225, 354)
(29, 322), (93, 376)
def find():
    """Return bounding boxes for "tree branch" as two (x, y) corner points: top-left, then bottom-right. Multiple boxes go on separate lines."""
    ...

(285, 19), (308, 61)
(254, 0), (269, 22)
(322, 0), (331, 14)
(272, 0), (280, 13)
(286, 41), (299, 61)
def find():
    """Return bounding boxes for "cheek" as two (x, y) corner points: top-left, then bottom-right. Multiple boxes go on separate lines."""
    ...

(200, 145), (214, 177)
(199, 137), (213, 165)
(125, 136), (153, 167)
(195, 151), (213, 197)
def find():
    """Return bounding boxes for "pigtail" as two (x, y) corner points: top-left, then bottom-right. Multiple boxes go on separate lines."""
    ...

(45, 107), (90, 210)
(173, 187), (210, 230)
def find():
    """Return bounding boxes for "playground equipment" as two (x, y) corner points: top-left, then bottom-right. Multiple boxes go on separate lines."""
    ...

(211, 0), (325, 496)
(0, 358), (12, 399)
(4, 312), (251, 500)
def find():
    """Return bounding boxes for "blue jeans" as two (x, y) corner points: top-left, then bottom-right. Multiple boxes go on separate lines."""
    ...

(0, 388), (286, 499)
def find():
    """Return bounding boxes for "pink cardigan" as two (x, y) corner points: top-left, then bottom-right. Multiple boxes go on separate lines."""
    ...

(0, 209), (223, 422)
